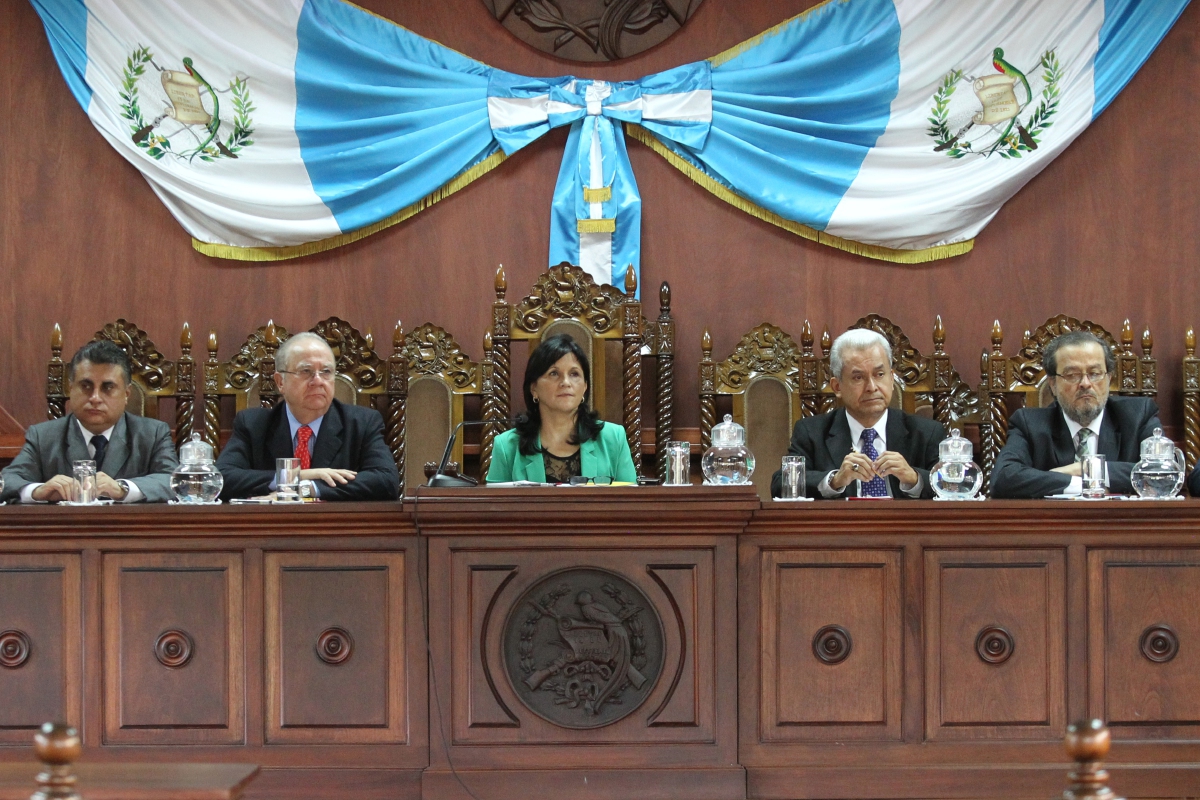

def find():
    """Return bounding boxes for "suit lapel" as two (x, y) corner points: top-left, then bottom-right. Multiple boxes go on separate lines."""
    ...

(269, 407), (294, 462)
(519, 448), (547, 482)
(826, 409), (854, 465)
(1098, 403), (1121, 459)
(884, 411), (910, 494)
(580, 439), (601, 479)
(102, 414), (131, 476)
(1048, 405), (1076, 466)
(64, 415), (91, 464)
(312, 403), (343, 468)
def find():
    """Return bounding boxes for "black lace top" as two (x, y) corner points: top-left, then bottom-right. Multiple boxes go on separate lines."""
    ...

(543, 449), (582, 483)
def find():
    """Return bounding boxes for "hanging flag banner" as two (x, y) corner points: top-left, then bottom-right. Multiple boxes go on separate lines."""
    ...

(30, 0), (1190, 285)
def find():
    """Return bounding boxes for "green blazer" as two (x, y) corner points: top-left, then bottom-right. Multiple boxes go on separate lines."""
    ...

(486, 421), (638, 483)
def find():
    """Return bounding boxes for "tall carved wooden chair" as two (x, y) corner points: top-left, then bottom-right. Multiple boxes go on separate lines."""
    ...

(979, 315), (1156, 484)
(1184, 327), (1200, 472)
(47, 320), (197, 448)
(698, 323), (805, 500)
(484, 263), (675, 479)
(392, 322), (486, 493)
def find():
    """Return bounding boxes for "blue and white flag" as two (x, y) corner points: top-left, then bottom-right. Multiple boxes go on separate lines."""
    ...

(31, 0), (1189, 278)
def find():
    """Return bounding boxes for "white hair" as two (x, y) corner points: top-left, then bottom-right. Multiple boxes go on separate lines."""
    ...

(276, 331), (335, 372)
(829, 329), (892, 380)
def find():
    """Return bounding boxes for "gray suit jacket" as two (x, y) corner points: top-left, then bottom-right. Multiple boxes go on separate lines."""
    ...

(1, 413), (179, 503)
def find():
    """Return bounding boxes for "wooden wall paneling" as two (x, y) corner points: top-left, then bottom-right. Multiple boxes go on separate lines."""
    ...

(1088, 548), (1200, 737)
(756, 548), (902, 742)
(102, 551), (244, 745)
(0, 553), (81, 743)
(264, 551), (408, 744)
(923, 549), (1066, 741)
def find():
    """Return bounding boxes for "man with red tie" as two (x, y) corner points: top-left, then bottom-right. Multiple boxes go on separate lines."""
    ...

(216, 332), (399, 501)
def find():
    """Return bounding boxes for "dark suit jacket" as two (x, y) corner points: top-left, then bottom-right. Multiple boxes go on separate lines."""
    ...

(769, 408), (946, 499)
(0, 412), (178, 503)
(990, 396), (1160, 498)
(217, 399), (399, 501)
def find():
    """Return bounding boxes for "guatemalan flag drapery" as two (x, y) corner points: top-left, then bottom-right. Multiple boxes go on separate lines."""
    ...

(31, 0), (1190, 289)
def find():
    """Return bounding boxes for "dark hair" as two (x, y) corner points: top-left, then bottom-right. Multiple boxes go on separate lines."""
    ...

(68, 340), (132, 385)
(1042, 330), (1115, 377)
(515, 334), (603, 456)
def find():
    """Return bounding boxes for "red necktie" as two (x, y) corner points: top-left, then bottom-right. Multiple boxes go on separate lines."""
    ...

(296, 425), (313, 470)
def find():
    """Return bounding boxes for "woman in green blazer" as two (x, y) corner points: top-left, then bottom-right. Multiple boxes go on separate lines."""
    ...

(486, 334), (638, 484)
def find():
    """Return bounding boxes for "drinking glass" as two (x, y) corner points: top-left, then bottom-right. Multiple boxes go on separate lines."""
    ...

(664, 441), (691, 486)
(1080, 454), (1108, 499)
(72, 460), (97, 504)
(275, 458), (302, 502)
(780, 455), (806, 500)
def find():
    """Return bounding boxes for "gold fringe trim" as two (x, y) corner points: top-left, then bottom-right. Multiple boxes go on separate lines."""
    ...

(577, 217), (616, 234)
(708, 0), (848, 69)
(625, 123), (974, 264)
(583, 186), (612, 203)
(193, 150), (507, 262)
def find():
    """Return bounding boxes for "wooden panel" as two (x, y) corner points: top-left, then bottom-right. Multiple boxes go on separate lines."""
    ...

(924, 549), (1066, 740)
(0, 553), (80, 742)
(103, 552), (244, 744)
(0, 763), (259, 800)
(449, 545), (716, 746)
(758, 549), (902, 741)
(264, 551), (408, 743)
(1089, 548), (1200, 734)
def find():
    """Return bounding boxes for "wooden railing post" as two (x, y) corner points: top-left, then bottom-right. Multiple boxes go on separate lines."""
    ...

(31, 722), (81, 800)
(1061, 719), (1121, 800)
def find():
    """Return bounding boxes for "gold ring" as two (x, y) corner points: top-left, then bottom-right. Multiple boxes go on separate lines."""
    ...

(851, 464), (859, 471)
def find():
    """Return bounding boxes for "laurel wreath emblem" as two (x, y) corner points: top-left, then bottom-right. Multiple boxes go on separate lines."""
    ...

(928, 49), (1061, 159)
(118, 45), (255, 163)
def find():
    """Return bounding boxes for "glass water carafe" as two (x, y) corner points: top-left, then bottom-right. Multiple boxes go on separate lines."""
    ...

(170, 433), (224, 503)
(701, 414), (755, 485)
(930, 430), (983, 500)
(1131, 427), (1185, 499)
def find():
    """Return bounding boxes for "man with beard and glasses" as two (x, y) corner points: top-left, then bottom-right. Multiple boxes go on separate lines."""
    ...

(990, 331), (1160, 498)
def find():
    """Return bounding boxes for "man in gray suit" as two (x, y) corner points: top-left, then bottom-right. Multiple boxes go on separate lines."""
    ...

(1, 341), (178, 503)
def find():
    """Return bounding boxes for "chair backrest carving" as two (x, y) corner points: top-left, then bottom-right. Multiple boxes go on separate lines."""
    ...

(47, 320), (195, 448)
(699, 323), (804, 499)
(1183, 327), (1200, 472)
(395, 322), (483, 492)
(486, 263), (675, 479)
(980, 315), (1156, 485)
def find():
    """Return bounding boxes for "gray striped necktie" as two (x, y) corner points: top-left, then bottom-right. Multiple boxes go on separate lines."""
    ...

(1075, 427), (1094, 460)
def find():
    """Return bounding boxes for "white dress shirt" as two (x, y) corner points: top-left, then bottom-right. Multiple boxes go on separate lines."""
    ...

(19, 420), (144, 503)
(1059, 407), (1106, 495)
(818, 410), (923, 498)
(267, 406), (324, 495)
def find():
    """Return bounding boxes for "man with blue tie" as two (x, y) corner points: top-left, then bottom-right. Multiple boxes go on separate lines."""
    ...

(770, 329), (946, 499)
(216, 332), (399, 501)
(1, 340), (178, 503)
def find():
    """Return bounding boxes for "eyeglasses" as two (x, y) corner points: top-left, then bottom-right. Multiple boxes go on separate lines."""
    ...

(1053, 370), (1107, 386)
(279, 366), (336, 383)
(569, 476), (613, 485)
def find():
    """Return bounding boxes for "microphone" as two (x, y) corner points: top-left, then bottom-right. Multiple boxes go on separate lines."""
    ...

(426, 419), (511, 488)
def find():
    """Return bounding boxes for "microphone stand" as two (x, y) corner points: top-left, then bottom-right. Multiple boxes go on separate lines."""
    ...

(425, 420), (489, 488)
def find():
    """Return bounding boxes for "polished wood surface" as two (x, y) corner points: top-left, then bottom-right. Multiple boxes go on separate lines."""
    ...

(3, 0), (1199, 441)
(0, 764), (260, 800)
(3, 495), (1200, 799)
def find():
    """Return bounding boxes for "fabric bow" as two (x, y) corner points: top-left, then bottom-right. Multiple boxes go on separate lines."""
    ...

(487, 62), (712, 291)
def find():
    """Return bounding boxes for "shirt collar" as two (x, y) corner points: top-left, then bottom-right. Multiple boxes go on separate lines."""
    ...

(76, 418), (114, 443)
(1061, 405), (1105, 441)
(847, 409), (888, 452)
(285, 404), (323, 444)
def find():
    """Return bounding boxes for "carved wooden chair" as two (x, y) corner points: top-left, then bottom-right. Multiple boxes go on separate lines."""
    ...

(979, 315), (1156, 483)
(392, 322), (486, 493)
(698, 323), (805, 500)
(484, 263), (675, 479)
(47, 320), (197, 449)
(1184, 327), (1200, 472)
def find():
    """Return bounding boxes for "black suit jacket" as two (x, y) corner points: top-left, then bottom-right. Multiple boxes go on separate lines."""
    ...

(217, 399), (399, 501)
(769, 408), (946, 499)
(990, 396), (1160, 498)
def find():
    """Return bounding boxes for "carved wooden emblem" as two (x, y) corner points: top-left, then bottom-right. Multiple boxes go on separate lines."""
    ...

(514, 263), (626, 335)
(504, 568), (664, 728)
(403, 323), (479, 389)
(482, 0), (705, 62)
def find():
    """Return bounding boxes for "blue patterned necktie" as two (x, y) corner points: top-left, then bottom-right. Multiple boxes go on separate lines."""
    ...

(859, 428), (889, 497)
